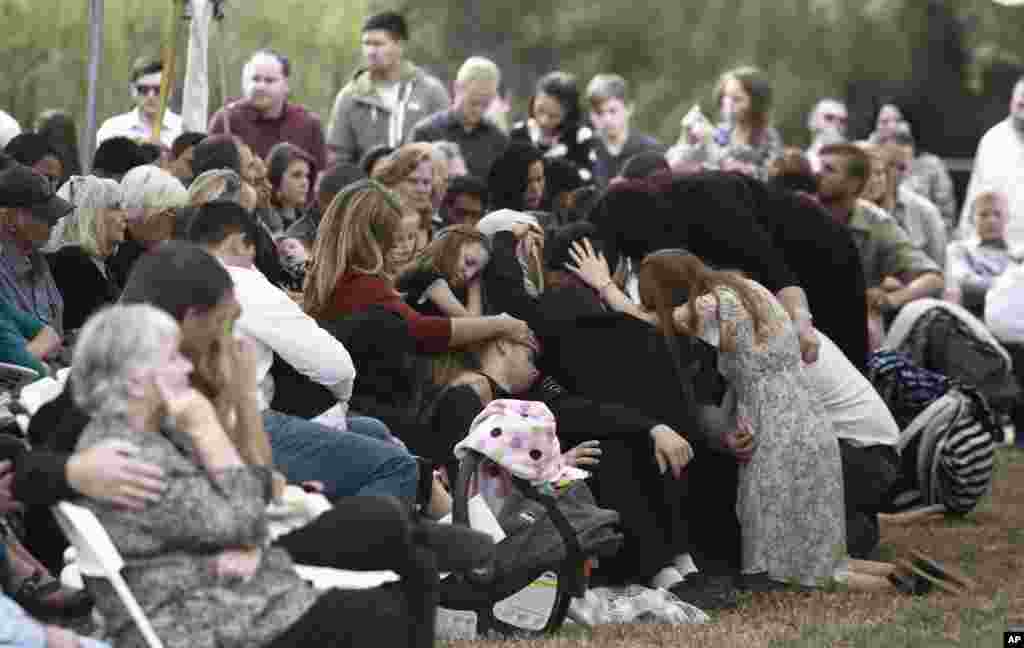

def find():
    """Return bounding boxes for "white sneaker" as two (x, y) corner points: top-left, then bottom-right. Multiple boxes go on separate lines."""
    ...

(673, 553), (698, 577)
(650, 566), (685, 590)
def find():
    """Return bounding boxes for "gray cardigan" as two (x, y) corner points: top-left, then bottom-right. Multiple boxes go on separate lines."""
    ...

(76, 417), (320, 648)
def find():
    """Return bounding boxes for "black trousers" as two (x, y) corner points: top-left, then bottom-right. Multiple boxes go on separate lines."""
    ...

(276, 496), (417, 572)
(273, 496), (438, 648)
(838, 440), (901, 559)
(266, 573), (433, 648)
(586, 436), (741, 585)
(585, 436), (689, 586)
(684, 440), (743, 576)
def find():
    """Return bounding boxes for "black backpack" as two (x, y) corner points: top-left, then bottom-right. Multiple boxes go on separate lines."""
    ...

(887, 299), (1021, 414)
(437, 450), (623, 638)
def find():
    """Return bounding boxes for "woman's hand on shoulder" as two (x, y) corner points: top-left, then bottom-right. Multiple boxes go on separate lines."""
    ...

(66, 440), (167, 510)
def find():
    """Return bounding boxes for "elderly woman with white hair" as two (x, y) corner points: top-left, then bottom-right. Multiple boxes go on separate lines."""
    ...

(47, 175), (127, 331)
(108, 164), (188, 287)
(70, 303), (454, 648)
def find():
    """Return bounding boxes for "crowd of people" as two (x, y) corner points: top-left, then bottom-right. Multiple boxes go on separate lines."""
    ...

(0, 8), (1021, 647)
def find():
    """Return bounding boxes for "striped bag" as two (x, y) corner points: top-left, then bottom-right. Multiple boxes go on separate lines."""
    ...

(893, 387), (998, 514)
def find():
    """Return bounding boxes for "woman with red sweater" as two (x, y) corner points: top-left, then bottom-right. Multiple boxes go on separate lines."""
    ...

(303, 179), (530, 353)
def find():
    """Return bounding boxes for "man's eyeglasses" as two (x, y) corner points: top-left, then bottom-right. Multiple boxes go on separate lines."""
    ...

(822, 113), (848, 125)
(135, 84), (161, 97)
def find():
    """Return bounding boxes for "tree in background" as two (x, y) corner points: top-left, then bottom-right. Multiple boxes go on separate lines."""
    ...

(2, 0), (1024, 162)
(382, 0), (1024, 157)
(0, 0), (367, 151)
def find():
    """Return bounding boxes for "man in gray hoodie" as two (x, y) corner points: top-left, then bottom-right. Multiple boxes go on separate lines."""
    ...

(326, 12), (450, 166)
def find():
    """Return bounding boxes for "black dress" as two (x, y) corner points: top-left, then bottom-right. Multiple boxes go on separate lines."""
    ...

(46, 246), (121, 332)
(736, 177), (869, 372)
(106, 237), (146, 294)
(396, 268), (463, 318)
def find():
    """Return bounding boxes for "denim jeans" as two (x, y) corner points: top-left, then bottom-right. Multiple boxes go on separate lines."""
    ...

(262, 410), (418, 504)
(1, 593), (110, 648)
(348, 414), (398, 443)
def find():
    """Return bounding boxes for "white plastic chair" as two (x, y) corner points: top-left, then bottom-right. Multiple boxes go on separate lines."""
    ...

(0, 363), (39, 430)
(52, 501), (165, 648)
(0, 362), (38, 394)
(54, 498), (397, 622)
(19, 369), (68, 415)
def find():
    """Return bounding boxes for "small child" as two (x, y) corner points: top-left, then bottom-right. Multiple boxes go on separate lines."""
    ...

(387, 208), (426, 277)
(276, 236), (310, 293)
(396, 225), (490, 317)
(945, 190), (1022, 316)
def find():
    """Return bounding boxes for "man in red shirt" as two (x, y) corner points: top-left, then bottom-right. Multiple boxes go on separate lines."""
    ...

(208, 50), (326, 179)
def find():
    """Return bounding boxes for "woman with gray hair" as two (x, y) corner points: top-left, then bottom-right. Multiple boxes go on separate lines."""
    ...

(109, 165), (188, 287)
(47, 176), (127, 331)
(71, 303), (451, 648)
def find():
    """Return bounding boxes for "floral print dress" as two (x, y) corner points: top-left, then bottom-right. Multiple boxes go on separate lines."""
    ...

(695, 281), (846, 587)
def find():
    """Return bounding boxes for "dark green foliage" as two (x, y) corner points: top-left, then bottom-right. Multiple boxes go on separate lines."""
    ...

(4, 1), (1024, 158)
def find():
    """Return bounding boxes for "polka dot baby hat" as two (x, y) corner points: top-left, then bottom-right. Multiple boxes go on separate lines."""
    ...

(455, 399), (589, 485)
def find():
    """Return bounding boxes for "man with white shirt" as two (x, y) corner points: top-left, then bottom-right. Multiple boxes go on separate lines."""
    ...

(96, 58), (183, 150)
(0, 110), (21, 149)
(960, 76), (1024, 247)
(185, 200), (418, 501)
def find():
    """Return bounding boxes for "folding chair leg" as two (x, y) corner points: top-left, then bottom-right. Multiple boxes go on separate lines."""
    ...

(110, 574), (164, 648)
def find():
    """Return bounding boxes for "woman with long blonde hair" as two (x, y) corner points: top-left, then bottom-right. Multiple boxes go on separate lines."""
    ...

(303, 180), (531, 355)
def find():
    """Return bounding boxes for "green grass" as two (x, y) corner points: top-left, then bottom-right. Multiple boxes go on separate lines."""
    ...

(771, 595), (1012, 648)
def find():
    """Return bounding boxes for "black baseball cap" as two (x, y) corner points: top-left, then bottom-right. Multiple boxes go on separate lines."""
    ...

(0, 164), (73, 225)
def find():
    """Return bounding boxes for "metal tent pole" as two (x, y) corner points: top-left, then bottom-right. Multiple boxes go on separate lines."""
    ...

(154, 0), (188, 144)
(83, 0), (104, 171)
